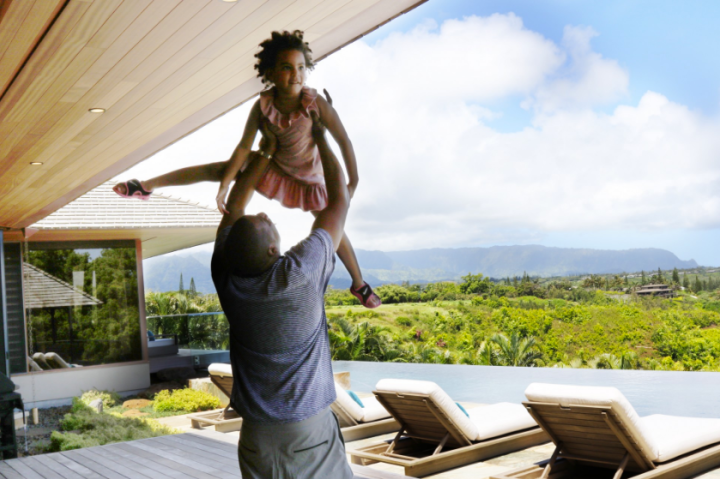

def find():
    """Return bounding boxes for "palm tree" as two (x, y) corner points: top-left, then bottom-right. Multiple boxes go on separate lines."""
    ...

(490, 332), (543, 367)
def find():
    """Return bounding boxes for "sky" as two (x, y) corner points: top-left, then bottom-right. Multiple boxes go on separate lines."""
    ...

(119, 0), (720, 266)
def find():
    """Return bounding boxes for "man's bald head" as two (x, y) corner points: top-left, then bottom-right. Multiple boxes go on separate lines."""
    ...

(224, 213), (280, 277)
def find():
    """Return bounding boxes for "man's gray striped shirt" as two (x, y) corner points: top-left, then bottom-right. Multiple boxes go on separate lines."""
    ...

(211, 227), (337, 424)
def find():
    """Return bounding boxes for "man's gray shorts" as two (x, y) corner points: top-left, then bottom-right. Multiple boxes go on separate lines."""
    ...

(238, 407), (354, 479)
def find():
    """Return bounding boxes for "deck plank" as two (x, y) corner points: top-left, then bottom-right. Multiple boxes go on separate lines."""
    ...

(157, 435), (238, 463)
(100, 443), (196, 479)
(113, 442), (219, 479)
(4, 459), (45, 479)
(165, 433), (238, 457)
(30, 455), (85, 479)
(129, 437), (238, 475)
(123, 440), (232, 478)
(47, 452), (101, 479)
(59, 451), (128, 479)
(72, 447), (154, 479)
(14, 457), (60, 479)
(0, 460), (25, 479)
(0, 433), (415, 479)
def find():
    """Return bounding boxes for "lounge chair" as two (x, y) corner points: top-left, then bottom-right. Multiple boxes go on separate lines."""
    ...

(491, 383), (720, 479)
(349, 379), (550, 477)
(188, 363), (243, 433)
(189, 363), (397, 438)
(331, 381), (400, 441)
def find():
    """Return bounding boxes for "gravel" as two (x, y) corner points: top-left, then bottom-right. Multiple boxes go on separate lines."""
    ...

(16, 405), (71, 457)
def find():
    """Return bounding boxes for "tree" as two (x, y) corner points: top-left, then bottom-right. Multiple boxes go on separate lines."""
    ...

(179, 273), (184, 293)
(694, 276), (702, 293)
(683, 275), (690, 290)
(189, 278), (197, 297)
(490, 333), (543, 367)
(672, 268), (680, 284)
(657, 267), (664, 283)
(640, 270), (646, 285)
(459, 273), (491, 295)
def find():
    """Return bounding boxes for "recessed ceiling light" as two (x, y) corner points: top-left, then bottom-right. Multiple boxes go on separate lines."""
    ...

(88, 108), (105, 113)
(29, 162), (43, 166)
(222, 0), (238, 2)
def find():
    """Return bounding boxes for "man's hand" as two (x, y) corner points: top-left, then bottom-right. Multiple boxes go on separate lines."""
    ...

(216, 184), (230, 215)
(347, 183), (357, 199)
(258, 118), (277, 157)
(310, 110), (326, 143)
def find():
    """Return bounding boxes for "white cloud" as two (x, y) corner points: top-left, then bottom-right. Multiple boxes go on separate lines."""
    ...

(528, 25), (629, 112)
(120, 14), (720, 254)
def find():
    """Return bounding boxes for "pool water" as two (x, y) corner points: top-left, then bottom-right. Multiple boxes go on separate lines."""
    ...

(332, 361), (720, 418)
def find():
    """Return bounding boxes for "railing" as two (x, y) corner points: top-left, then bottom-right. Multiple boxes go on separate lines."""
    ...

(146, 312), (228, 351)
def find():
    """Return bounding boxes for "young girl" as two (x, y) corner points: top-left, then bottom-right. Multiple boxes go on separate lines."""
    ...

(114, 30), (380, 308)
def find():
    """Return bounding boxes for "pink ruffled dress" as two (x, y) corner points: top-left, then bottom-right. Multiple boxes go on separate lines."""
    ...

(255, 86), (327, 212)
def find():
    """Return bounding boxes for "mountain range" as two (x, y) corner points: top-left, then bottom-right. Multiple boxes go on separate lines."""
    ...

(142, 245), (698, 294)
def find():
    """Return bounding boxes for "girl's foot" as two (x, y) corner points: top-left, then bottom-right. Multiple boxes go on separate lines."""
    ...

(113, 179), (152, 200)
(350, 282), (382, 309)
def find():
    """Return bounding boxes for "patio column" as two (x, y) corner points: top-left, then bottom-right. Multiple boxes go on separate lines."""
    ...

(0, 231), (9, 376)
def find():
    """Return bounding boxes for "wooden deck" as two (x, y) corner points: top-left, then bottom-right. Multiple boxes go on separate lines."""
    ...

(0, 430), (414, 479)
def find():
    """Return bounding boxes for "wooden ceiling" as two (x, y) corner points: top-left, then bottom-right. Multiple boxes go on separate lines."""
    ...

(0, 0), (424, 230)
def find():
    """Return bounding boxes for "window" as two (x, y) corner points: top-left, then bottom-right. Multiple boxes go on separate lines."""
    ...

(23, 240), (142, 370)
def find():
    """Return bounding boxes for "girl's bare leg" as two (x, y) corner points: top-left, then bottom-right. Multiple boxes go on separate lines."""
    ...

(114, 161), (228, 195)
(310, 211), (373, 294)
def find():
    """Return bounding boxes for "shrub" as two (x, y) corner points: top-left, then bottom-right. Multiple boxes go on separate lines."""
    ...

(153, 388), (221, 413)
(396, 316), (412, 327)
(80, 389), (120, 409)
(50, 398), (175, 451)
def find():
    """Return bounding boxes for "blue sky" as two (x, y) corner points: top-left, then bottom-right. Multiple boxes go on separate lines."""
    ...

(123, 0), (720, 266)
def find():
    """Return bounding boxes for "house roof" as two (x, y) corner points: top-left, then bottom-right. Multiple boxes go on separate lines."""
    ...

(5, 182), (222, 259)
(23, 263), (102, 309)
(0, 0), (426, 230)
(33, 182), (221, 230)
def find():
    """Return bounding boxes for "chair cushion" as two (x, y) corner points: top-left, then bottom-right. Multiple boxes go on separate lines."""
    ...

(468, 402), (538, 441)
(360, 396), (392, 423)
(640, 414), (720, 462)
(334, 381), (365, 422)
(525, 383), (656, 462)
(375, 379), (479, 441)
(208, 363), (233, 378)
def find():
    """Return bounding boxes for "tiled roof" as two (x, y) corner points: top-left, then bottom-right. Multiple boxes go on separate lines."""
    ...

(24, 263), (102, 309)
(33, 182), (221, 230)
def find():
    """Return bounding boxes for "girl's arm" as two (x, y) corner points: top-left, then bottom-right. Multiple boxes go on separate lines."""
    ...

(316, 93), (359, 198)
(216, 100), (262, 213)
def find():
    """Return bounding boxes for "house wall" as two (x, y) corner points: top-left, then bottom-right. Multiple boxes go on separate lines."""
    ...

(12, 361), (150, 408)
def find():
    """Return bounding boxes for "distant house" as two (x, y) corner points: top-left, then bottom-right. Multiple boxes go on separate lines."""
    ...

(634, 283), (674, 298)
(1, 183), (220, 407)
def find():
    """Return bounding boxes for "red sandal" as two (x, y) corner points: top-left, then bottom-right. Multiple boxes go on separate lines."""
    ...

(350, 282), (382, 309)
(114, 179), (152, 201)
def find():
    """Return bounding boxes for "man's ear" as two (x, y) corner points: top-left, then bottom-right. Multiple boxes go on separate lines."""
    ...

(268, 244), (278, 257)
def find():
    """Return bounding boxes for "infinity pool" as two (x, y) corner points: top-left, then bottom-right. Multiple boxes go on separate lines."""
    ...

(332, 361), (720, 418)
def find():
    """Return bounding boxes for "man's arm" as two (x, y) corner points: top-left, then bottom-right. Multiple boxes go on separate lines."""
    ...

(216, 120), (276, 234)
(311, 110), (349, 252)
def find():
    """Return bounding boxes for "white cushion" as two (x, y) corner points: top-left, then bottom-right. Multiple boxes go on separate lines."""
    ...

(208, 363), (233, 378)
(375, 379), (479, 441)
(468, 403), (538, 441)
(334, 381), (365, 422)
(360, 396), (392, 423)
(525, 383), (656, 461)
(640, 414), (720, 463)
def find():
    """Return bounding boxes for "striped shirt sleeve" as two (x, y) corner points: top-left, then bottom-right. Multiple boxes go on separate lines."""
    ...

(285, 228), (335, 293)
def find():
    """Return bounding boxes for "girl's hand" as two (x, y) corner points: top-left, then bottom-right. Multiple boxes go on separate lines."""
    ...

(347, 183), (357, 199)
(216, 184), (230, 214)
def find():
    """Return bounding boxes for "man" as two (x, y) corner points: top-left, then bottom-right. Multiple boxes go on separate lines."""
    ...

(211, 108), (354, 479)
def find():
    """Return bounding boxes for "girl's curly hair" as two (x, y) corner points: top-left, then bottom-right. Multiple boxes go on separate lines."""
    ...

(255, 30), (315, 85)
